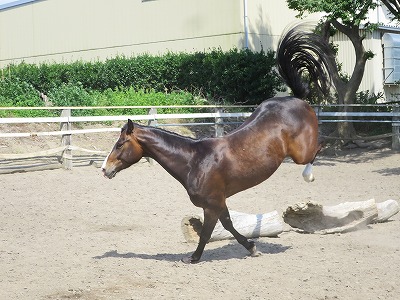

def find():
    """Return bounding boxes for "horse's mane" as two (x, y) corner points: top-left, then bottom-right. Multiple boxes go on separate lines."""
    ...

(124, 122), (200, 142)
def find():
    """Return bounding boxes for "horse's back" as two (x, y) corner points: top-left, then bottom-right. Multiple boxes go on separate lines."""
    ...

(251, 96), (314, 122)
(230, 96), (315, 135)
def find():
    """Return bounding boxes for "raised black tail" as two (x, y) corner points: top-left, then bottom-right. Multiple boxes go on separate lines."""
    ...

(277, 23), (334, 99)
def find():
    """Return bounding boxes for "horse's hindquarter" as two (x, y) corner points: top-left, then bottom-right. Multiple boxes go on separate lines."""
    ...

(185, 97), (319, 202)
(223, 97), (319, 196)
(280, 98), (320, 164)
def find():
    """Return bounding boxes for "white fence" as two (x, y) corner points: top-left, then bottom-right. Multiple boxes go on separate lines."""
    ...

(314, 104), (400, 150)
(0, 105), (255, 171)
(0, 104), (399, 172)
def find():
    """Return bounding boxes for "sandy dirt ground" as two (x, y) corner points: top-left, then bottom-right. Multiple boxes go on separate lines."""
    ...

(1, 134), (399, 300)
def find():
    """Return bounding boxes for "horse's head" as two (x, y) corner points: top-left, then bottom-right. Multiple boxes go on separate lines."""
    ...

(101, 119), (143, 179)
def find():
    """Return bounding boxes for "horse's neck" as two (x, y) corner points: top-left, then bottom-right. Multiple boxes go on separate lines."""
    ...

(137, 126), (195, 184)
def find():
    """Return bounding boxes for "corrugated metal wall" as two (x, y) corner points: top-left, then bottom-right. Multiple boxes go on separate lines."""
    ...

(333, 31), (378, 93)
(333, 29), (400, 102)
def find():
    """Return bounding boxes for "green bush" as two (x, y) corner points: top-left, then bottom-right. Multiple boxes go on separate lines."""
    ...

(3, 48), (283, 105)
(0, 77), (47, 117)
(177, 48), (284, 104)
(48, 82), (93, 107)
(0, 77), (41, 106)
(46, 83), (94, 116)
(91, 88), (207, 115)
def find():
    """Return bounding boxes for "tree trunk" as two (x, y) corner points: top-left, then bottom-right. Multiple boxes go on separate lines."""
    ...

(337, 100), (360, 144)
(325, 80), (359, 145)
(322, 21), (369, 145)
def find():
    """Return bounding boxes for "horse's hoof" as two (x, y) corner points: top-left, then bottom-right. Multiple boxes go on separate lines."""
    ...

(181, 256), (200, 264)
(303, 174), (315, 183)
(302, 163), (315, 183)
(250, 250), (262, 257)
(248, 242), (262, 257)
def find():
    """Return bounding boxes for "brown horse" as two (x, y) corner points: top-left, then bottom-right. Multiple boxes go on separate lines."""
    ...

(101, 24), (334, 263)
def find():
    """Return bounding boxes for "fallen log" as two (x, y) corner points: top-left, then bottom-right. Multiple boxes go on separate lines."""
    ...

(375, 199), (400, 223)
(181, 200), (399, 242)
(282, 199), (399, 234)
(181, 210), (284, 243)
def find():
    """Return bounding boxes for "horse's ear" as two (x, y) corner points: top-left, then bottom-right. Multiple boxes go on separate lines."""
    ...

(127, 119), (134, 135)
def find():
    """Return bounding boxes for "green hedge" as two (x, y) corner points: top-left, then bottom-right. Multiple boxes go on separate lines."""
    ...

(0, 80), (207, 117)
(2, 48), (284, 106)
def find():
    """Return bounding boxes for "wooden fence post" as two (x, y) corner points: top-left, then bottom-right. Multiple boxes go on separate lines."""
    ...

(215, 108), (224, 137)
(60, 109), (72, 169)
(393, 105), (400, 151)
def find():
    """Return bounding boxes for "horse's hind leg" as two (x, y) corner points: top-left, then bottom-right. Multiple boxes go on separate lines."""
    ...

(302, 140), (324, 182)
(219, 207), (261, 257)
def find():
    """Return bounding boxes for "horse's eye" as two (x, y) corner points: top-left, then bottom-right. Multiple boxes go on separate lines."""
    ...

(116, 142), (124, 149)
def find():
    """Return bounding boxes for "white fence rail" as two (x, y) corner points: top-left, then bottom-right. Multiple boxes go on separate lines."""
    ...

(1, 104), (399, 171)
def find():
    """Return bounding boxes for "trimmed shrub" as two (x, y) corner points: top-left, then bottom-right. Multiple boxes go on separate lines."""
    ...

(3, 48), (283, 105)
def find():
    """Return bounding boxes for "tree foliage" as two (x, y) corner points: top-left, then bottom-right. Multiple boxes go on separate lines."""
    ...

(288, 0), (378, 27)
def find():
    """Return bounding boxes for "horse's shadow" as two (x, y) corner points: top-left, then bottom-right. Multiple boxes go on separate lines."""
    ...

(93, 241), (291, 263)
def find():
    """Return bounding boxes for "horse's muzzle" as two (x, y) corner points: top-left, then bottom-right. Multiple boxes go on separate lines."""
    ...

(102, 168), (117, 179)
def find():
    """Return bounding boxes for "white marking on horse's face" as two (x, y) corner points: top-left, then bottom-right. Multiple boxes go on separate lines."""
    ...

(101, 137), (119, 175)
(101, 152), (110, 170)
(302, 163), (315, 182)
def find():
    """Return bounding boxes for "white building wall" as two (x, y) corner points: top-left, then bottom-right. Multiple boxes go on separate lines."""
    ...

(0, 0), (244, 67)
(1, 0), (398, 101)
(244, 0), (318, 51)
(0, 0), (320, 67)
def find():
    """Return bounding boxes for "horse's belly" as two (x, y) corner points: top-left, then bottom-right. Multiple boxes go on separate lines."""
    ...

(225, 164), (280, 197)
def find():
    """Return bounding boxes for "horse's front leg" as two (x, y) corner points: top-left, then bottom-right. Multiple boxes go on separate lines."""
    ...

(182, 207), (220, 264)
(219, 206), (261, 257)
